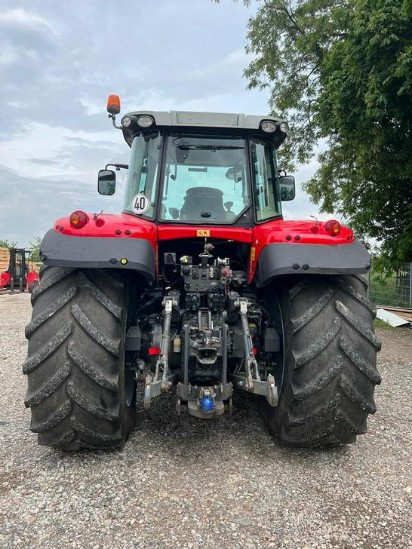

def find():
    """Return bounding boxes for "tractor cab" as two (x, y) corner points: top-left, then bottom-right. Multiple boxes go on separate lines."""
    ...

(99, 97), (296, 228)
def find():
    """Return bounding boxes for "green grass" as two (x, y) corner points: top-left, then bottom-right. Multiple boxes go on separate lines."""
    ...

(374, 318), (396, 329)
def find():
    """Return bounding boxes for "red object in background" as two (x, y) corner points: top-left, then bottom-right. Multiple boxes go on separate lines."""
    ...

(0, 271), (11, 290)
(0, 270), (39, 291)
(26, 271), (40, 291)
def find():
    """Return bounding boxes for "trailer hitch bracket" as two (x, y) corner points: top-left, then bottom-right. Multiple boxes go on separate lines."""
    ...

(143, 295), (178, 410)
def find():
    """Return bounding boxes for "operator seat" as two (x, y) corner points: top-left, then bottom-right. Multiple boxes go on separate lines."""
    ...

(180, 187), (227, 221)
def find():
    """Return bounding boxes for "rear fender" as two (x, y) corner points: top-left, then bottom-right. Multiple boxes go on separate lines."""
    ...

(254, 240), (370, 288)
(40, 229), (156, 283)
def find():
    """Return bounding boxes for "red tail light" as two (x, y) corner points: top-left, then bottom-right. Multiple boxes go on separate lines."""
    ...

(70, 210), (89, 229)
(324, 219), (341, 236)
(149, 347), (161, 356)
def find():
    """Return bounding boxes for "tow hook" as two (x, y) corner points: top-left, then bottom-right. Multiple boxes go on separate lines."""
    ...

(176, 383), (232, 419)
(198, 387), (215, 413)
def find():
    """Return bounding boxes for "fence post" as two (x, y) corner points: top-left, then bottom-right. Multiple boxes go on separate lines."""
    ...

(409, 262), (412, 307)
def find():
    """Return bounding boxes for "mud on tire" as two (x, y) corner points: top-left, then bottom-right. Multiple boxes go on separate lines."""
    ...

(23, 267), (135, 450)
(262, 275), (381, 447)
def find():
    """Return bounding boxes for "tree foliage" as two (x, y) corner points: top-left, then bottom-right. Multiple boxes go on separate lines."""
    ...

(0, 239), (17, 249)
(29, 236), (42, 262)
(243, 0), (412, 269)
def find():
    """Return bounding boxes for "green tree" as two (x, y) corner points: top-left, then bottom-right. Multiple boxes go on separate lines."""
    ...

(29, 236), (42, 262)
(0, 239), (18, 248)
(242, 0), (412, 269)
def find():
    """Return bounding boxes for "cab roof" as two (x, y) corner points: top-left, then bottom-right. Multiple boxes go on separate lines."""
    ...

(121, 110), (287, 147)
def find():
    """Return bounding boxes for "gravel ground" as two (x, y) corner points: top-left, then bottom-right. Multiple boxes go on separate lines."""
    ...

(0, 293), (411, 548)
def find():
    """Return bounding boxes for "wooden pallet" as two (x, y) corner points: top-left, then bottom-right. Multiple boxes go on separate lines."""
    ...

(0, 247), (9, 272)
(27, 261), (41, 273)
(0, 248), (41, 273)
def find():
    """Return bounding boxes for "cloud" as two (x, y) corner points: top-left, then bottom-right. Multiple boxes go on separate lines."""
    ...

(0, 0), (332, 247)
(0, 8), (57, 67)
(27, 158), (60, 166)
(0, 164), (126, 246)
(0, 8), (56, 32)
(0, 121), (124, 178)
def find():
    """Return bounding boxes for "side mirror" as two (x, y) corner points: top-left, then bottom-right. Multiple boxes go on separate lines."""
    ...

(98, 169), (116, 196)
(279, 174), (295, 201)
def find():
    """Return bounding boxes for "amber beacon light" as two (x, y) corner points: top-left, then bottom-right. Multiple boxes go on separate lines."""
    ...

(107, 94), (121, 115)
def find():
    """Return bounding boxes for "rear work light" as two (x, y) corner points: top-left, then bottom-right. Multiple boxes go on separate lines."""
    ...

(70, 210), (89, 229)
(324, 219), (341, 236)
(121, 115), (133, 128)
(137, 115), (154, 128)
(260, 120), (277, 133)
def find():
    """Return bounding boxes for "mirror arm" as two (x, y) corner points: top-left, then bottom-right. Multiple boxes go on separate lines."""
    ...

(105, 163), (129, 171)
(108, 113), (122, 130)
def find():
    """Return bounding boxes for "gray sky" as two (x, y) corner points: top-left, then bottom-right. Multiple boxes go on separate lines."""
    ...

(0, 0), (322, 247)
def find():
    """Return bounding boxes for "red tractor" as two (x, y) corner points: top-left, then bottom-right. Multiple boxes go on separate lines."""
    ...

(23, 96), (381, 451)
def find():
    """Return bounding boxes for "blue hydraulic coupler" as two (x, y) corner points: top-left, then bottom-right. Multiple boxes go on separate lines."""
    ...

(200, 396), (214, 412)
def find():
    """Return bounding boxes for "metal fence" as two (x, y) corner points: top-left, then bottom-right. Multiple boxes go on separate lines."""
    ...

(368, 262), (412, 308)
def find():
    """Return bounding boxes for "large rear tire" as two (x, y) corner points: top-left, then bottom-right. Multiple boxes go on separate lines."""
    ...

(23, 267), (135, 451)
(262, 275), (381, 447)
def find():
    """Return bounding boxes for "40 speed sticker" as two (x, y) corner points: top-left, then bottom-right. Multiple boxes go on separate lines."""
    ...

(131, 194), (150, 214)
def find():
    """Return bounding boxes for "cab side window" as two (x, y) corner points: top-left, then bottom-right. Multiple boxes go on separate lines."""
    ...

(251, 139), (281, 222)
